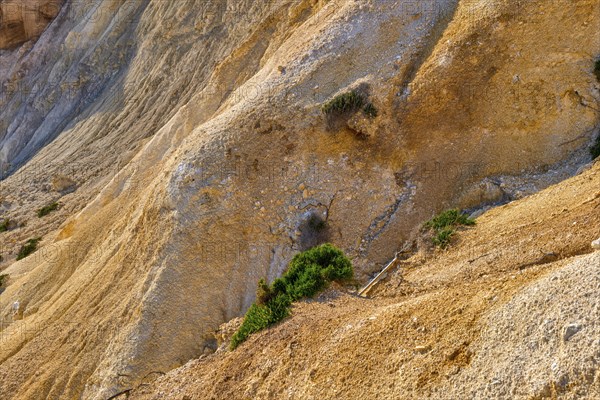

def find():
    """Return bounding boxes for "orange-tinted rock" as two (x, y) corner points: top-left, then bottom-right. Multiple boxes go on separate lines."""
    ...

(0, 0), (63, 49)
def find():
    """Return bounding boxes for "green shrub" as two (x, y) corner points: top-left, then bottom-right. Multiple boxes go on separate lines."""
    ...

(230, 243), (353, 349)
(432, 227), (455, 248)
(38, 202), (59, 218)
(16, 237), (41, 261)
(0, 274), (7, 287)
(265, 293), (292, 323)
(591, 134), (600, 160)
(322, 91), (365, 115)
(425, 209), (475, 249)
(230, 304), (273, 350)
(363, 103), (378, 118)
(283, 244), (353, 299)
(255, 278), (273, 305)
(425, 209), (475, 231)
(0, 219), (10, 233)
(594, 59), (600, 82)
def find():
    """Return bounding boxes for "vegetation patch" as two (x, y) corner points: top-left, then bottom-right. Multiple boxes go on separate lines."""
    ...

(595, 59), (600, 82)
(432, 227), (455, 248)
(322, 91), (378, 119)
(16, 237), (42, 261)
(0, 274), (7, 287)
(230, 243), (353, 350)
(322, 91), (365, 115)
(363, 103), (378, 118)
(0, 218), (10, 233)
(38, 202), (59, 218)
(425, 209), (475, 249)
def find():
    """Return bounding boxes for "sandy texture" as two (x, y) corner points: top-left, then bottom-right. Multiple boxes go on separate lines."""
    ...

(0, 0), (599, 398)
(131, 161), (600, 400)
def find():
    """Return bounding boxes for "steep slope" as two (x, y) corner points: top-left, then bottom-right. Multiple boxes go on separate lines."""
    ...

(0, 0), (599, 399)
(130, 160), (600, 400)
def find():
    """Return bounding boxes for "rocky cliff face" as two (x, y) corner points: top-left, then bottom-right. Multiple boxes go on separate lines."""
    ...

(131, 160), (600, 400)
(0, 0), (63, 49)
(0, 0), (599, 399)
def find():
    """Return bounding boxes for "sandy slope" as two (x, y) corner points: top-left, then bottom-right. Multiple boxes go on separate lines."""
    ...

(130, 160), (600, 400)
(0, 0), (598, 398)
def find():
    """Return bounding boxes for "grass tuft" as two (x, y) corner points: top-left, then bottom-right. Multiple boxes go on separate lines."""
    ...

(425, 209), (475, 249)
(0, 219), (10, 233)
(322, 91), (365, 115)
(16, 237), (42, 261)
(363, 103), (378, 118)
(432, 227), (455, 248)
(38, 202), (59, 218)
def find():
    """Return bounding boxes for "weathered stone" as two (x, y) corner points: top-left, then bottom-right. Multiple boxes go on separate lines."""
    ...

(0, 0), (63, 49)
(51, 174), (77, 194)
(563, 323), (583, 342)
(0, 0), (598, 399)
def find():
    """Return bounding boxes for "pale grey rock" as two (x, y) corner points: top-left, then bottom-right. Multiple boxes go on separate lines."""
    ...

(563, 323), (582, 342)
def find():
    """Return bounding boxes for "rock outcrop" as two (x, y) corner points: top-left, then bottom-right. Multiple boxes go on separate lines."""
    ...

(0, 0), (598, 398)
(0, 0), (63, 49)
(131, 160), (600, 400)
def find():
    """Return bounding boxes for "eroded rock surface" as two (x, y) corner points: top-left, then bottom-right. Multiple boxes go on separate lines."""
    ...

(0, 0), (598, 398)
(0, 0), (63, 49)
(131, 162), (600, 400)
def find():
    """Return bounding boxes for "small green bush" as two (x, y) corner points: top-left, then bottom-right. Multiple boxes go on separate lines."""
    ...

(255, 278), (273, 305)
(432, 227), (455, 248)
(230, 243), (353, 349)
(0, 274), (7, 287)
(363, 103), (378, 118)
(425, 209), (475, 249)
(0, 219), (10, 233)
(16, 237), (41, 261)
(283, 244), (353, 299)
(425, 209), (475, 231)
(38, 202), (59, 218)
(322, 91), (365, 115)
(594, 59), (600, 82)
(591, 134), (600, 160)
(231, 304), (276, 348)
